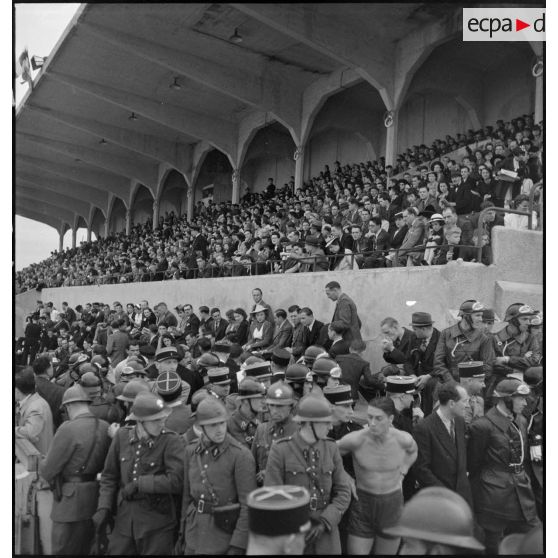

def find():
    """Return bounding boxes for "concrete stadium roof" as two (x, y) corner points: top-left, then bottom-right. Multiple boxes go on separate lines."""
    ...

(16, 2), (462, 232)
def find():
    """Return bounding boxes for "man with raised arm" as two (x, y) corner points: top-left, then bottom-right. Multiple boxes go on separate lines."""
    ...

(337, 396), (418, 555)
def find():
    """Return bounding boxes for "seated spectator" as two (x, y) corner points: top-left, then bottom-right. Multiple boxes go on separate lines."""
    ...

(504, 194), (538, 230)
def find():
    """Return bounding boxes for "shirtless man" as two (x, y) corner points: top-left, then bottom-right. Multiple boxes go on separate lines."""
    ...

(337, 396), (418, 555)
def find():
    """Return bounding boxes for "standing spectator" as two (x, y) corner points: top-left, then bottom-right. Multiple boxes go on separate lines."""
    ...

(325, 281), (363, 344)
(413, 383), (472, 506)
(467, 379), (540, 555)
(23, 314), (42, 365)
(15, 368), (54, 456)
(33, 355), (66, 429)
(106, 320), (130, 367)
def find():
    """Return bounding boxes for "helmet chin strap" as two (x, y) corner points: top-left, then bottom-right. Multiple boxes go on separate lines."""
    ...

(309, 422), (319, 443)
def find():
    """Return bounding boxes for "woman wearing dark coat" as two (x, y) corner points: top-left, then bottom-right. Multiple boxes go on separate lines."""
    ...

(226, 308), (249, 346)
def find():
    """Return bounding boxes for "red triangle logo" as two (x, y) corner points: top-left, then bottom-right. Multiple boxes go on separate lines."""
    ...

(516, 19), (530, 31)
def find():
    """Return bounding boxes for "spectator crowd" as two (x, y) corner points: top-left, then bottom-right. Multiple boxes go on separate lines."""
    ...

(16, 114), (543, 292)
(15, 281), (543, 555)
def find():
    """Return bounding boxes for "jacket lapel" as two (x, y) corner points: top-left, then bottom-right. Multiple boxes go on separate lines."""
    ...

(432, 412), (457, 458)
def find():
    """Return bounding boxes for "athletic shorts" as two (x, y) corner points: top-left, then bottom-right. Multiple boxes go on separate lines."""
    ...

(347, 487), (403, 538)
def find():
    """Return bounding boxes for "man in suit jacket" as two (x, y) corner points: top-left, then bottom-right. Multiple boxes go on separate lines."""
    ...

(299, 307), (328, 348)
(15, 368), (54, 455)
(380, 316), (417, 376)
(190, 226), (208, 258)
(265, 309), (293, 353)
(363, 217), (391, 268)
(335, 340), (380, 402)
(327, 321), (351, 358)
(413, 383), (473, 508)
(325, 281), (362, 344)
(209, 308), (229, 342)
(398, 207), (426, 266)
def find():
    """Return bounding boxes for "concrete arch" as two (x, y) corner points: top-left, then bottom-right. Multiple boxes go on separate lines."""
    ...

(108, 197), (127, 234)
(241, 122), (296, 195)
(300, 69), (364, 146)
(90, 207), (106, 239)
(304, 81), (385, 178)
(131, 184), (154, 226)
(192, 149), (233, 205)
(158, 169), (189, 219)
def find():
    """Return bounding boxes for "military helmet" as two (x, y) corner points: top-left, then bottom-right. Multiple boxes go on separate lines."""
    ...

(238, 378), (266, 400)
(504, 303), (537, 322)
(524, 366), (543, 388)
(196, 397), (228, 426)
(68, 352), (89, 369)
(90, 354), (109, 371)
(117, 379), (151, 402)
(77, 363), (98, 377)
(303, 345), (328, 366)
(121, 360), (147, 376)
(128, 392), (169, 422)
(493, 378), (530, 398)
(79, 371), (102, 388)
(312, 358), (341, 378)
(458, 300), (485, 317)
(294, 394), (332, 422)
(383, 487), (484, 551)
(61, 384), (92, 406)
(285, 363), (310, 383)
(265, 381), (295, 405)
(499, 525), (543, 555)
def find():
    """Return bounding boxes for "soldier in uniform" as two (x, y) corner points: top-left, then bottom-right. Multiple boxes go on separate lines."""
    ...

(433, 299), (495, 386)
(183, 389), (216, 445)
(246, 485), (311, 555)
(79, 369), (123, 424)
(252, 382), (299, 485)
(264, 394), (351, 555)
(323, 384), (363, 553)
(457, 361), (485, 427)
(156, 370), (192, 434)
(205, 367), (232, 403)
(179, 397), (257, 555)
(467, 378), (540, 554)
(487, 303), (540, 403)
(299, 345), (328, 368)
(269, 348), (291, 381)
(228, 378), (266, 449)
(385, 376), (422, 502)
(115, 379), (151, 424)
(523, 366), (543, 519)
(383, 487), (485, 554)
(93, 391), (184, 554)
(39, 385), (111, 555)
(285, 363), (310, 401)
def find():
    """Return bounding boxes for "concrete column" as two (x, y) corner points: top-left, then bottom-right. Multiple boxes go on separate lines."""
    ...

(152, 199), (159, 231)
(294, 146), (304, 192)
(186, 188), (194, 221)
(534, 74), (543, 124)
(71, 228), (77, 249)
(104, 220), (109, 238)
(86, 225), (92, 242)
(58, 230), (64, 253)
(384, 111), (398, 167)
(125, 209), (132, 235)
(231, 169), (240, 204)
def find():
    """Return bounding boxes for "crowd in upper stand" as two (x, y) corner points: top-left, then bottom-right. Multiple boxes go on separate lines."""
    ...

(16, 114), (543, 293)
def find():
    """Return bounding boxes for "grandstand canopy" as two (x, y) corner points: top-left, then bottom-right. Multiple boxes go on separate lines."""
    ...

(16, 2), (511, 236)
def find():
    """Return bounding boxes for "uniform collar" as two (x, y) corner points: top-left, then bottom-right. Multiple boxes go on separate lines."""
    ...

(486, 406), (512, 431)
(448, 321), (479, 341)
(195, 435), (230, 458)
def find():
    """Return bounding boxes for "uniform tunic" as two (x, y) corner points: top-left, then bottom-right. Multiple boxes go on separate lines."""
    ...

(467, 407), (539, 532)
(227, 409), (259, 449)
(181, 434), (257, 554)
(251, 417), (299, 474)
(264, 432), (351, 555)
(39, 411), (111, 555)
(97, 425), (184, 554)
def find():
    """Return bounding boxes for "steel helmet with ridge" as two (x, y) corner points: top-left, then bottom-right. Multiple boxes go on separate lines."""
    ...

(196, 397), (228, 426)
(303, 345), (328, 366)
(116, 379), (151, 402)
(285, 363), (310, 383)
(293, 394), (332, 423)
(265, 381), (295, 405)
(312, 358), (341, 378)
(383, 487), (484, 551)
(61, 384), (92, 406)
(127, 392), (169, 422)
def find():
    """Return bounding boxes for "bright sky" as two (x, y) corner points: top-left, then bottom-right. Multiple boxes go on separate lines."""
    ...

(15, 3), (82, 270)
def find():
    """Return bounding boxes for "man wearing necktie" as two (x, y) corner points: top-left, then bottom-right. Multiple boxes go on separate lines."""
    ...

(414, 382), (472, 509)
(210, 308), (228, 342)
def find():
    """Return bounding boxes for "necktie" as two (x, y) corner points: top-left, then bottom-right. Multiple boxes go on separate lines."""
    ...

(449, 420), (456, 443)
